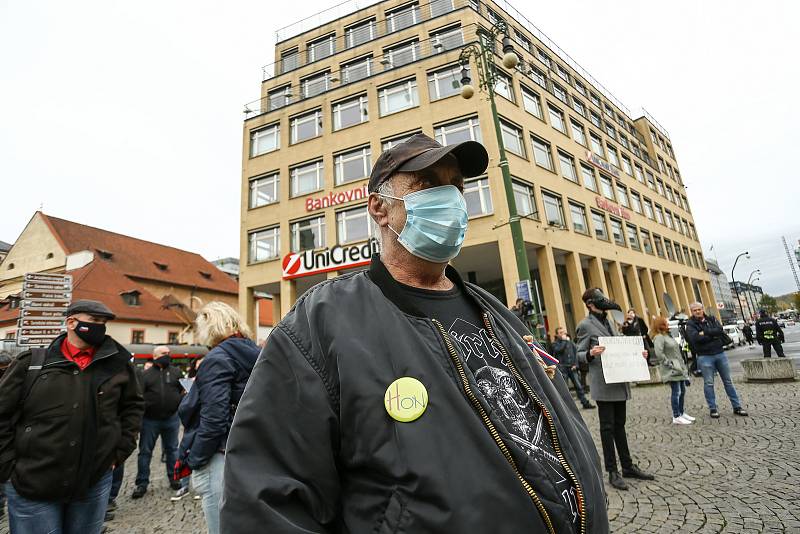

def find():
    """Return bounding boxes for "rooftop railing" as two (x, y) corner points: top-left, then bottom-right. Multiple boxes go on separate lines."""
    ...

(276, 0), (383, 43)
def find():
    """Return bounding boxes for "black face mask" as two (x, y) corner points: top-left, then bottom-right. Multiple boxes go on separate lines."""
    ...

(74, 321), (106, 346)
(155, 355), (171, 367)
(584, 289), (622, 312)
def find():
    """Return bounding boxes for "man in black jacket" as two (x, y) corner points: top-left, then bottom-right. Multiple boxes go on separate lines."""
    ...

(552, 327), (594, 409)
(684, 302), (748, 419)
(222, 134), (608, 533)
(0, 299), (143, 534)
(132, 345), (185, 499)
(755, 310), (785, 358)
(0, 350), (11, 519)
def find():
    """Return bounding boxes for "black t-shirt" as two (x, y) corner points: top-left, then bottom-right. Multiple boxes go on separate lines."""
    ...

(397, 281), (580, 532)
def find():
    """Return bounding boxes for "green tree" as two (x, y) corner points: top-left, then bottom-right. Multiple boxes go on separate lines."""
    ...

(759, 294), (777, 314)
(793, 292), (800, 312)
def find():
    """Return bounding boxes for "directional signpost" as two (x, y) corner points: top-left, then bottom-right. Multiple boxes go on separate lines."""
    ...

(17, 273), (72, 346)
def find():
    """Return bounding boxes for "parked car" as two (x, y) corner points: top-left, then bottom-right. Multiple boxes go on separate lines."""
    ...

(786, 320), (796, 327)
(723, 325), (744, 349)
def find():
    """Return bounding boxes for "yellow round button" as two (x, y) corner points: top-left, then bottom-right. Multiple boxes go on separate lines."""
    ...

(384, 377), (428, 422)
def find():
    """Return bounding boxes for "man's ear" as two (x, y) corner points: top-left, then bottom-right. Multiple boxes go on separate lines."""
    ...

(368, 193), (389, 229)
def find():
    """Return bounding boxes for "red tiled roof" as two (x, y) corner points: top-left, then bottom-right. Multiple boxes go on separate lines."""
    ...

(42, 213), (237, 295)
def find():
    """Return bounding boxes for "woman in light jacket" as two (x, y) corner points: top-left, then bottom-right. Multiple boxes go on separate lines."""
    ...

(650, 317), (694, 425)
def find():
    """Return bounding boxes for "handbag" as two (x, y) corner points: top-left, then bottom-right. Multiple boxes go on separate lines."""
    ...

(719, 332), (733, 346)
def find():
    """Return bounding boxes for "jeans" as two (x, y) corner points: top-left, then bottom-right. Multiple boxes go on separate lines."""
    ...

(135, 414), (180, 488)
(669, 381), (687, 418)
(762, 341), (785, 358)
(698, 353), (741, 411)
(109, 464), (124, 502)
(596, 401), (633, 473)
(192, 452), (225, 534)
(5, 470), (112, 534)
(558, 366), (590, 405)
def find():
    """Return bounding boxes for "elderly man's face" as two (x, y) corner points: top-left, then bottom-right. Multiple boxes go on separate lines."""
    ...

(690, 306), (704, 319)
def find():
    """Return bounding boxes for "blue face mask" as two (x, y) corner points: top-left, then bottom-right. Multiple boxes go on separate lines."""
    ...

(380, 185), (469, 263)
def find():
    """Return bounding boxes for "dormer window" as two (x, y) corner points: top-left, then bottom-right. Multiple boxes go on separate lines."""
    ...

(153, 261), (168, 271)
(97, 249), (113, 260)
(46, 252), (54, 259)
(199, 271), (212, 280)
(121, 290), (141, 306)
(6, 263), (13, 270)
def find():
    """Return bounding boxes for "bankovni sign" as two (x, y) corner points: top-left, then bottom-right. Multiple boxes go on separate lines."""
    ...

(306, 185), (368, 212)
(595, 196), (631, 220)
(282, 239), (380, 280)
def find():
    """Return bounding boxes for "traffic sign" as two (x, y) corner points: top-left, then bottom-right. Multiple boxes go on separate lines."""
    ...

(21, 309), (67, 318)
(23, 290), (72, 300)
(18, 336), (58, 347)
(18, 318), (65, 328)
(17, 327), (64, 337)
(19, 272), (73, 346)
(23, 300), (70, 309)
(23, 281), (71, 291)
(24, 273), (72, 283)
(515, 280), (532, 302)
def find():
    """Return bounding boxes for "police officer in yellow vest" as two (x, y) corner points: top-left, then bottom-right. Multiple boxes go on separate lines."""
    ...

(755, 309), (785, 358)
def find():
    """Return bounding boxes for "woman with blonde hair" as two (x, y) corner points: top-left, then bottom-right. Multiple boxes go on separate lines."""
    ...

(650, 316), (694, 425)
(175, 302), (259, 534)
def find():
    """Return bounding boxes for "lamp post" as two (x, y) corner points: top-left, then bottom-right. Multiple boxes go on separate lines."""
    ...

(730, 251), (750, 323)
(458, 21), (544, 338)
(745, 269), (761, 320)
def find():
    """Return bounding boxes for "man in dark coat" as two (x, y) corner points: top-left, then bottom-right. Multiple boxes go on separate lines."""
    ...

(0, 299), (143, 534)
(741, 323), (754, 346)
(755, 310), (785, 358)
(552, 327), (594, 409)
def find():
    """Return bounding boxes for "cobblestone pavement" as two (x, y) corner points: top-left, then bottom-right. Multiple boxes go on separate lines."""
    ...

(1, 370), (798, 533)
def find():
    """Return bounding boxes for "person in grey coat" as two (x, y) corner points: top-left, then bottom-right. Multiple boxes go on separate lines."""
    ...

(650, 317), (694, 425)
(575, 288), (655, 491)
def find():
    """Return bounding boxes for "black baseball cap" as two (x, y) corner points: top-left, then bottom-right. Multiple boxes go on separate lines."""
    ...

(368, 133), (489, 193)
(66, 299), (116, 320)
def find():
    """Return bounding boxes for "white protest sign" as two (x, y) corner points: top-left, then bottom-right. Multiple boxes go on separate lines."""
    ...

(598, 336), (650, 384)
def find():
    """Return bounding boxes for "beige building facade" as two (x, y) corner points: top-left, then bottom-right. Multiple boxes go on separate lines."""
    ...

(239, 0), (718, 336)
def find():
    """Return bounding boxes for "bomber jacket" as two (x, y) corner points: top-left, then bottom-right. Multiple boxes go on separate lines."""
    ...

(141, 363), (184, 420)
(684, 315), (726, 356)
(221, 256), (608, 534)
(0, 334), (143, 501)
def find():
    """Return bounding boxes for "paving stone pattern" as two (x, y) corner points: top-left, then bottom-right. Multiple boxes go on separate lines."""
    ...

(0, 379), (798, 533)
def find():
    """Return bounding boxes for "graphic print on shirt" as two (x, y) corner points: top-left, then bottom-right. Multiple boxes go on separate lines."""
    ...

(447, 317), (579, 528)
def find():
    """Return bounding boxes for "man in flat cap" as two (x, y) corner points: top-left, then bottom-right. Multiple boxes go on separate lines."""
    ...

(0, 299), (143, 534)
(223, 134), (609, 533)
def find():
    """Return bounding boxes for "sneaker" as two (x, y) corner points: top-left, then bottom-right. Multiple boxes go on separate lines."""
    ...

(131, 486), (147, 499)
(710, 409), (720, 419)
(733, 407), (749, 417)
(672, 416), (692, 425)
(104, 511), (115, 522)
(622, 464), (655, 480)
(169, 480), (182, 491)
(681, 413), (696, 422)
(106, 499), (117, 512)
(609, 471), (628, 490)
(193, 494), (201, 500)
(170, 486), (190, 502)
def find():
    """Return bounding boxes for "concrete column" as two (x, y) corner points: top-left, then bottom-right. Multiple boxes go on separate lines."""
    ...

(271, 293), (282, 327)
(673, 273), (690, 314)
(682, 276), (696, 306)
(538, 244), (566, 333)
(623, 265), (647, 318)
(639, 268), (659, 321)
(652, 270), (668, 317)
(280, 278), (297, 319)
(607, 261), (630, 312)
(663, 273), (680, 314)
(587, 256), (608, 295)
(240, 286), (256, 335)
(498, 234), (522, 307)
(565, 252), (587, 324)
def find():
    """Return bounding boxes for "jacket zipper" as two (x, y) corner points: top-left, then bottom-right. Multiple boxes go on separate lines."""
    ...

(431, 319), (556, 534)
(482, 313), (587, 534)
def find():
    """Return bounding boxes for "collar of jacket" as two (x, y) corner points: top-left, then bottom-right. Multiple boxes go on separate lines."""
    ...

(45, 333), (123, 366)
(367, 254), (469, 318)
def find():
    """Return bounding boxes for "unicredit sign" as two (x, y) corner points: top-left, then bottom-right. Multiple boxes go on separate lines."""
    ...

(282, 239), (380, 280)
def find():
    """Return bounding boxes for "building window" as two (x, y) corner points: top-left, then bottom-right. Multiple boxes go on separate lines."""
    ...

(430, 0), (454, 17)
(333, 95), (369, 130)
(666, 186), (675, 203)
(615, 182), (629, 207)
(386, 3), (420, 32)
(513, 180), (538, 219)
(290, 110), (322, 143)
(334, 146), (371, 185)
(654, 205), (665, 225)
(434, 117), (481, 145)
(291, 216), (326, 252)
(290, 160), (324, 197)
(590, 92), (601, 107)
(630, 191), (642, 213)
(570, 120), (586, 146)
(634, 164), (644, 183)
(542, 191), (565, 227)
(336, 205), (372, 244)
(643, 199), (655, 220)
(500, 120), (525, 157)
(675, 245), (684, 264)
(428, 64), (465, 100)
(280, 48), (299, 74)
(589, 132), (604, 156)
(600, 176), (615, 200)
(575, 80), (587, 96)
(345, 19), (376, 48)
(431, 25), (463, 52)
(691, 250), (699, 268)
(493, 71), (514, 101)
(381, 130), (421, 151)
(537, 48), (552, 67)
(646, 171), (656, 190)
(548, 104), (566, 134)
(307, 34), (335, 62)
(656, 179), (665, 196)
(167, 331), (179, 344)
(665, 240), (675, 261)
(591, 210), (608, 241)
(610, 218), (625, 246)
(558, 151), (578, 182)
(654, 235), (665, 257)
(665, 210), (674, 229)
(590, 110), (601, 128)
(379, 79), (419, 116)
(641, 230), (653, 254)
(249, 226), (280, 262)
(515, 31), (532, 53)
(626, 224), (640, 250)
(383, 39), (420, 69)
(249, 173), (280, 208)
(341, 56), (372, 84)
(530, 136), (553, 170)
(569, 202), (588, 234)
(131, 330), (145, 344)
(621, 155), (633, 176)
(121, 291), (140, 306)
(606, 145), (620, 167)
(250, 123), (280, 157)
(619, 134), (629, 149)
(521, 85), (543, 118)
(552, 82), (569, 105)
(580, 164), (597, 191)
(527, 64), (546, 87)
(463, 177), (493, 218)
(268, 85), (291, 111)
(605, 123), (617, 140)
(572, 98), (586, 117)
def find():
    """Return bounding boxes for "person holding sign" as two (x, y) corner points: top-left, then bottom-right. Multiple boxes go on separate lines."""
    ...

(576, 288), (655, 491)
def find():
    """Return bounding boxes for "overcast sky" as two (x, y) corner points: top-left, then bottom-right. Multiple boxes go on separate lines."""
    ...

(2, 0), (799, 296)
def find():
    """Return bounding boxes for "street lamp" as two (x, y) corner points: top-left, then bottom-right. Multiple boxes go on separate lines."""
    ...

(458, 21), (543, 338)
(730, 251), (750, 323)
(745, 269), (761, 320)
